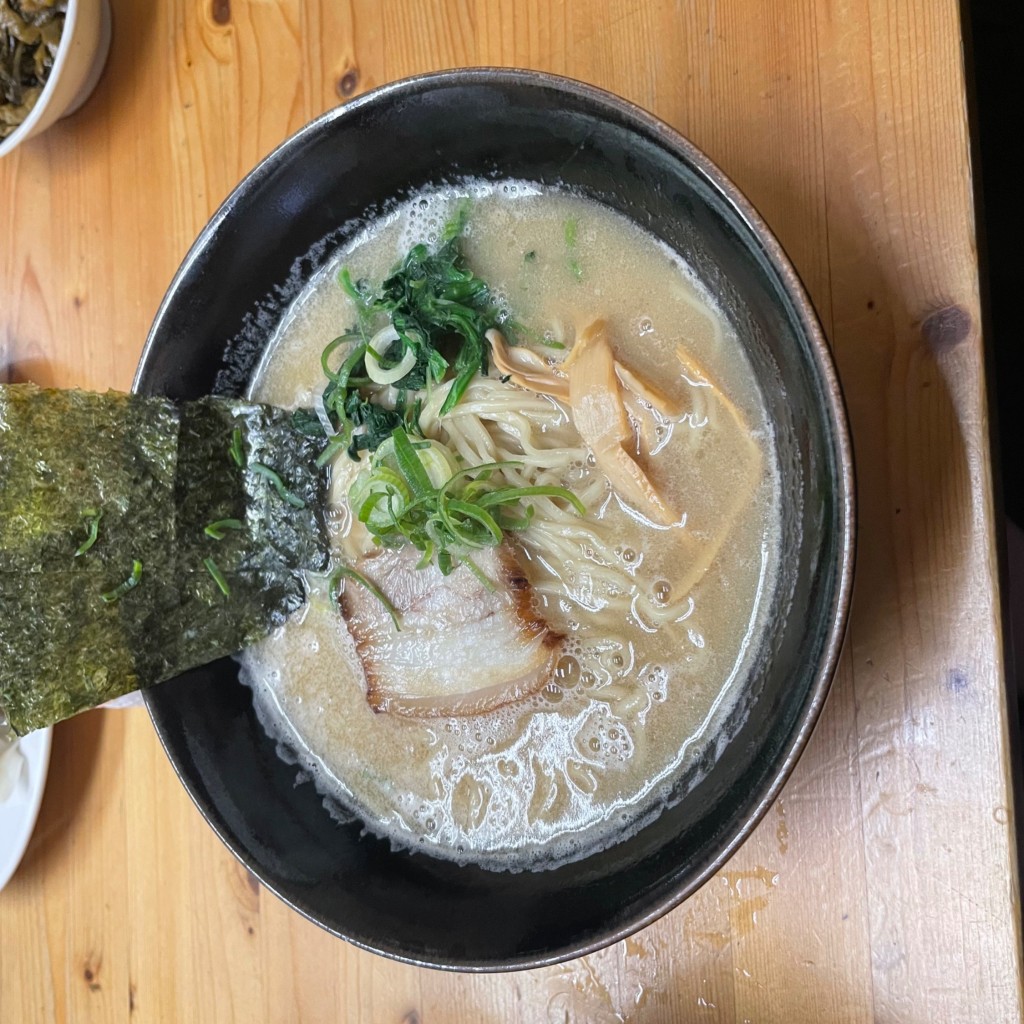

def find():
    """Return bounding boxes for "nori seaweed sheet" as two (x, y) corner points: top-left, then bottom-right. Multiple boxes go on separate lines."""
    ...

(0, 385), (328, 735)
(0, 387), (179, 573)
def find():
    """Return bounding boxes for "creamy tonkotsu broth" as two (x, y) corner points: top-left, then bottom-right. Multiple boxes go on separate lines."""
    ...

(240, 181), (780, 870)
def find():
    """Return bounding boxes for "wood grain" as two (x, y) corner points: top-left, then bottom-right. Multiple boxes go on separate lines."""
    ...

(1, 1), (1020, 1021)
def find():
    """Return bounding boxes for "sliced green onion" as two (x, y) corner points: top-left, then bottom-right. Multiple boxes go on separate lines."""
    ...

(494, 508), (535, 532)
(338, 267), (366, 306)
(564, 217), (583, 280)
(329, 565), (401, 631)
(321, 333), (364, 384)
(438, 377), (469, 416)
(476, 485), (586, 516)
(439, 460), (521, 495)
(364, 325), (419, 385)
(391, 427), (433, 499)
(315, 431), (352, 468)
(415, 543), (434, 570)
(446, 499), (503, 546)
(101, 559), (143, 603)
(461, 555), (496, 592)
(204, 518), (244, 540)
(439, 198), (470, 243)
(229, 426), (244, 467)
(203, 557), (231, 596)
(343, 428), (584, 580)
(250, 462), (306, 509)
(75, 509), (102, 557)
(375, 435), (456, 488)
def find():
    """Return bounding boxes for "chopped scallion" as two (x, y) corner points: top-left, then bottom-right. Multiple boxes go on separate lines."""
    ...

(564, 217), (583, 280)
(229, 426), (244, 467)
(250, 462), (306, 508)
(349, 427), (583, 578)
(75, 509), (102, 557)
(204, 518), (243, 540)
(203, 557), (231, 596)
(314, 432), (353, 468)
(329, 565), (401, 631)
(101, 559), (143, 603)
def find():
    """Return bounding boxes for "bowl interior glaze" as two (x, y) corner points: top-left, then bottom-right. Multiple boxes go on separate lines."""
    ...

(136, 69), (854, 971)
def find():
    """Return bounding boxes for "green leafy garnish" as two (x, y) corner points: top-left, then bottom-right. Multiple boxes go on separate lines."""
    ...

(362, 201), (499, 414)
(0, 5), (65, 143)
(250, 463), (307, 509)
(74, 509), (102, 557)
(314, 431), (353, 469)
(101, 559), (143, 603)
(321, 333), (364, 384)
(318, 201), (508, 462)
(329, 564), (401, 631)
(338, 267), (369, 308)
(290, 408), (325, 437)
(350, 427), (584, 577)
(507, 319), (566, 350)
(343, 392), (404, 457)
(564, 217), (583, 280)
(391, 426), (433, 498)
(229, 426), (244, 467)
(204, 518), (243, 540)
(203, 557), (231, 596)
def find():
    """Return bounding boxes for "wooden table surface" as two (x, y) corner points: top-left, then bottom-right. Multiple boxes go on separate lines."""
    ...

(1, 1), (1020, 1021)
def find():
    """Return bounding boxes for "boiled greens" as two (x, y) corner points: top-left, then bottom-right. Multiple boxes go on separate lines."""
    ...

(0, 0), (66, 140)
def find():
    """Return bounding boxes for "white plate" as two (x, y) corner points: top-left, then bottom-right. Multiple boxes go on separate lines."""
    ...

(0, 728), (53, 893)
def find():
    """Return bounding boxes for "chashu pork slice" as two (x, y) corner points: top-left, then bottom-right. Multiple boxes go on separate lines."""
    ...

(339, 544), (563, 717)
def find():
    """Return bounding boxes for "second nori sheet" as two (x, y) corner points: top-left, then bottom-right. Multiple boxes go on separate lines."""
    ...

(0, 385), (329, 734)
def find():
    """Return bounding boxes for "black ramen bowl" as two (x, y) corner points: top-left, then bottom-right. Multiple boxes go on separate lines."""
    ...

(136, 68), (855, 970)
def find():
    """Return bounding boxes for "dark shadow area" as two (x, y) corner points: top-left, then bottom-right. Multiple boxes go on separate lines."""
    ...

(963, 0), (1024, 899)
(0, 356), (69, 387)
(15, 712), (106, 882)
(964, 0), (1024, 531)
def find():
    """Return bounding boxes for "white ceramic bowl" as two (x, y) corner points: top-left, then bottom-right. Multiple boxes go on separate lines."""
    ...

(0, 726), (52, 892)
(0, 0), (112, 159)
